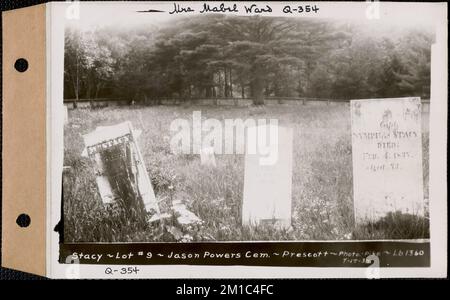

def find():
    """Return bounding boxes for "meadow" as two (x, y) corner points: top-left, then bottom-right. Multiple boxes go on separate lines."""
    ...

(63, 102), (430, 242)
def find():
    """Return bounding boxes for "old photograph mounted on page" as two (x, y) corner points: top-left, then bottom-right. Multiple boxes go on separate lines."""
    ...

(47, 1), (447, 278)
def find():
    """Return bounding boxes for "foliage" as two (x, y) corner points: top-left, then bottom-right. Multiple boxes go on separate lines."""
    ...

(64, 16), (433, 105)
(63, 103), (430, 242)
(353, 212), (429, 240)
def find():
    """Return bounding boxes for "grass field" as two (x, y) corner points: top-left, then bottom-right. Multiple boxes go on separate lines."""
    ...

(63, 102), (430, 242)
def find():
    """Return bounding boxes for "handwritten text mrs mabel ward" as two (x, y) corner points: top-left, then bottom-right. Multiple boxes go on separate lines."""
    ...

(168, 3), (320, 15)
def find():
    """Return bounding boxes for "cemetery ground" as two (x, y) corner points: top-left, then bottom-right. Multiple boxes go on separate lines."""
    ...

(63, 102), (430, 242)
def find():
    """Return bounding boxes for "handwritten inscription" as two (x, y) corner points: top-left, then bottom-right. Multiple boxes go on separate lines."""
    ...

(282, 4), (320, 14)
(68, 246), (427, 266)
(168, 3), (319, 15)
(169, 3), (195, 14)
(244, 4), (272, 14)
(200, 3), (239, 13)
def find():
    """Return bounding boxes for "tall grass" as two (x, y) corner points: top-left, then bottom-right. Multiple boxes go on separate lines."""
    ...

(63, 103), (430, 242)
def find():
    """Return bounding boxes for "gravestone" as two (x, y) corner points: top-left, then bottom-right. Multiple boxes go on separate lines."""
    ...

(242, 124), (293, 229)
(64, 105), (68, 125)
(82, 121), (159, 214)
(200, 146), (216, 167)
(351, 97), (424, 224)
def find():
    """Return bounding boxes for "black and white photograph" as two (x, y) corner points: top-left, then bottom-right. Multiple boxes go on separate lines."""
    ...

(1, 0), (447, 280)
(61, 2), (434, 245)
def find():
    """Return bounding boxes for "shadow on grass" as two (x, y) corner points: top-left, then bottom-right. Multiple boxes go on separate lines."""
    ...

(353, 211), (429, 240)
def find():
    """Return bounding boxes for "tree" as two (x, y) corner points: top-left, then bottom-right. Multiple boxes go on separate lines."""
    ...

(64, 28), (116, 103)
(64, 16), (433, 104)
(82, 31), (115, 100)
(64, 27), (85, 107)
(309, 64), (333, 98)
(213, 16), (303, 105)
(395, 31), (432, 99)
(327, 36), (382, 99)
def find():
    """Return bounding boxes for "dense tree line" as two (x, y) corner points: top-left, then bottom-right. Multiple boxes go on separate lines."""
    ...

(64, 15), (433, 105)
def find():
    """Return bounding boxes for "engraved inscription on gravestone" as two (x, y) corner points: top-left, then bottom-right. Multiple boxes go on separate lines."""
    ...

(351, 97), (424, 223)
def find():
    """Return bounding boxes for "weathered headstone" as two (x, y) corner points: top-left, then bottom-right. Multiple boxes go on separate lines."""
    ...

(242, 124), (293, 229)
(200, 146), (216, 167)
(351, 97), (424, 224)
(64, 105), (69, 125)
(82, 121), (159, 214)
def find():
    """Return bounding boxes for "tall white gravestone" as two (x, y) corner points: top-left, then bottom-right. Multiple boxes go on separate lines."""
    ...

(242, 124), (293, 229)
(351, 97), (424, 224)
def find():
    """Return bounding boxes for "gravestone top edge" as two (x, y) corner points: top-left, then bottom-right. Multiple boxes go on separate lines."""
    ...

(350, 97), (421, 103)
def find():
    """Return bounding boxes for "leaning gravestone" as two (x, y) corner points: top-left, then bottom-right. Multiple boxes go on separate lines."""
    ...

(242, 124), (293, 229)
(82, 121), (159, 215)
(351, 97), (424, 224)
